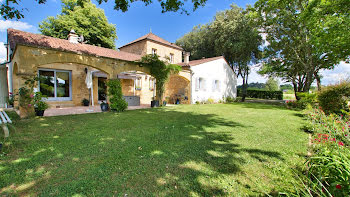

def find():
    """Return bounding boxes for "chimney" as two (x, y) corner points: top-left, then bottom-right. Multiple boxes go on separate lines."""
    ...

(183, 52), (191, 64)
(68, 29), (79, 44)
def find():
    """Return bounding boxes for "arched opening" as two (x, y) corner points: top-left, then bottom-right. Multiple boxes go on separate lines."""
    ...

(118, 70), (156, 106)
(164, 74), (191, 104)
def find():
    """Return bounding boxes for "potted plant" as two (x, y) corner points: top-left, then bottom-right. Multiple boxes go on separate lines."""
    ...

(33, 92), (49, 116)
(100, 101), (109, 112)
(18, 86), (35, 118)
(7, 92), (14, 108)
(82, 98), (90, 106)
(151, 97), (159, 108)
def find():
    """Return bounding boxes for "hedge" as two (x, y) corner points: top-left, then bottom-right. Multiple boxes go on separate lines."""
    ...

(237, 89), (283, 100)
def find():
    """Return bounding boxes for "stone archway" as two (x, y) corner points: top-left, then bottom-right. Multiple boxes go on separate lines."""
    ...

(164, 74), (191, 104)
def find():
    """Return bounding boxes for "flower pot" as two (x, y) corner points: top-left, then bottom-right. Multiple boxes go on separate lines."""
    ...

(19, 106), (35, 119)
(151, 100), (159, 108)
(35, 109), (45, 116)
(100, 103), (109, 112)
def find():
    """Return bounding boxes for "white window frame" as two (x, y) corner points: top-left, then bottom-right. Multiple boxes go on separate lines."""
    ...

(38, 68), (72, 101)
(170, 53), (174, 63)
(152, 48), (157, 55)
(149, 78), (155, 90)
(213, 80), (220, 92)
(135, 77), (142, 90)
(199, 77), (206, 91)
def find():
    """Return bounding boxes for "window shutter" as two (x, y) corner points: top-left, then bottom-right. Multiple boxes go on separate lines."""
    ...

(217, 80), (221, 92)
(195, 77), (199, 91)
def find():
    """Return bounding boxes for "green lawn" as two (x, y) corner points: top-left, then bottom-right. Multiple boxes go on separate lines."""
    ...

(0, 103), (308, 196)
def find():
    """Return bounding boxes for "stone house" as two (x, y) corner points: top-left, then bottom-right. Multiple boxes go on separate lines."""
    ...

(1, 29), (236, 109)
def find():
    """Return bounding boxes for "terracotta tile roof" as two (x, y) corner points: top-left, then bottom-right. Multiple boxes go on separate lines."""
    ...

(177, 56), (225, 67)
(7, 28), (141, 62)
(119, 32), (183, 51)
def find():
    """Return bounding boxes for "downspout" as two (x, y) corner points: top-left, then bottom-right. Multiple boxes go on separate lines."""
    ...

(6, 33), (13, 95)
(190, 68), (194, 104)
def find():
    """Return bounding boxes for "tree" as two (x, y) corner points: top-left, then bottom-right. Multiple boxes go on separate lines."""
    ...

(1, 0), (208, 20)
(211, 5), (262, 102)
(39, 0), (117, 49)
(305, 0), (350, 64)
(175, 25), (217, 61)
(253, 0), (343, 99)
(176, 4), (262, 102)
(265, 77), (279, 91)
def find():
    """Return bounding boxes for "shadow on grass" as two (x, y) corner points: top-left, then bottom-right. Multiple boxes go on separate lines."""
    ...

(0, 107), (285, 196)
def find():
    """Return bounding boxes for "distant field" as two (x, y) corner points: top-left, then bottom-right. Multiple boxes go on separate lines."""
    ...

(283, 93), (296, 100)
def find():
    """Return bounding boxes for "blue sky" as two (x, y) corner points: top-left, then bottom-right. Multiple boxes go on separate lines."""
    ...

(0, 0), (348, 85)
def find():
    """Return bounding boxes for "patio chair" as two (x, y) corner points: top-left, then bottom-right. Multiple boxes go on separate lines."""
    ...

(0, 109), (12, 138)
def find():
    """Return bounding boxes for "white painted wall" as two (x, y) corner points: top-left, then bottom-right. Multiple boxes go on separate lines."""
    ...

(190, 58), (237, 103)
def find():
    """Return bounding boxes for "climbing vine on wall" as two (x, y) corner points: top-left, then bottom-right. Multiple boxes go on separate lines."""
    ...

(140, 54), (182, 104)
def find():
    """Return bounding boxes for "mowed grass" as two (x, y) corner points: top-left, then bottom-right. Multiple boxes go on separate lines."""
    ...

(0, 103), (308, 196)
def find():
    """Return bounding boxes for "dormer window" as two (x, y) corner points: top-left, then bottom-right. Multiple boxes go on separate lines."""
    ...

(152, 48), (157, 55)
(170, 53), (174, 63)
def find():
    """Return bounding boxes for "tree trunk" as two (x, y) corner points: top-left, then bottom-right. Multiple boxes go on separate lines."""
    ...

(292, 80), (300, 100)
(314, 73), (321, 91)
(241, 71), (248, 102)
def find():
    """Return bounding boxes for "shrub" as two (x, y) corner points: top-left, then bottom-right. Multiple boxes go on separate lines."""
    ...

(33, 92), (49, 111)
(285, 93), (318, 109)
(206, 98), (214, 104)
(195, 101), (200, 105)
(237, 89), (283, 100)
(107, 79), (128, 112)
(81, 98), (90, 106)
(225, 96), (235, 103)
(318, 81), (350, 115)
(285, 100), (301, 109)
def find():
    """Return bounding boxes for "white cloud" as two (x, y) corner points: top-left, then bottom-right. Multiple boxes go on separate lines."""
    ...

(0, 20), (33, 32)
(0, 42), (6, 63)
(320, 61), (350, 85)
(237, 64), (268, 85)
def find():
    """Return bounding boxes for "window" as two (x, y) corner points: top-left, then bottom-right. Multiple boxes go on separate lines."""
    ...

(195, 77), (206, 91)
(135, 77), (142, 90)
(170, 53), (174, 63)
(149, 78), (155, 90)
(213, 80), (220, 91)
(38, 69), (72, 100)
(152, 48), (157, 55)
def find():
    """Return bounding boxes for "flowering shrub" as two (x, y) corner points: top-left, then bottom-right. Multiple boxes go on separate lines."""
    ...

(305, 107), (350, 195)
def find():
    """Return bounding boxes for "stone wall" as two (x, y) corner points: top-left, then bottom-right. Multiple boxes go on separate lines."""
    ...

(120, 75), (155, 105)
(164, 73), (191, 104)
(145, 41), (182, 63)
(11, 45), (152, 108)
(119, 40), (147, 55)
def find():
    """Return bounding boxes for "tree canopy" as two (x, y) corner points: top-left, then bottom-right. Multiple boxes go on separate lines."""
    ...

(176, 4), (262, 101)
(0, 0), (208, 20)
(39, 0), (117, 49)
